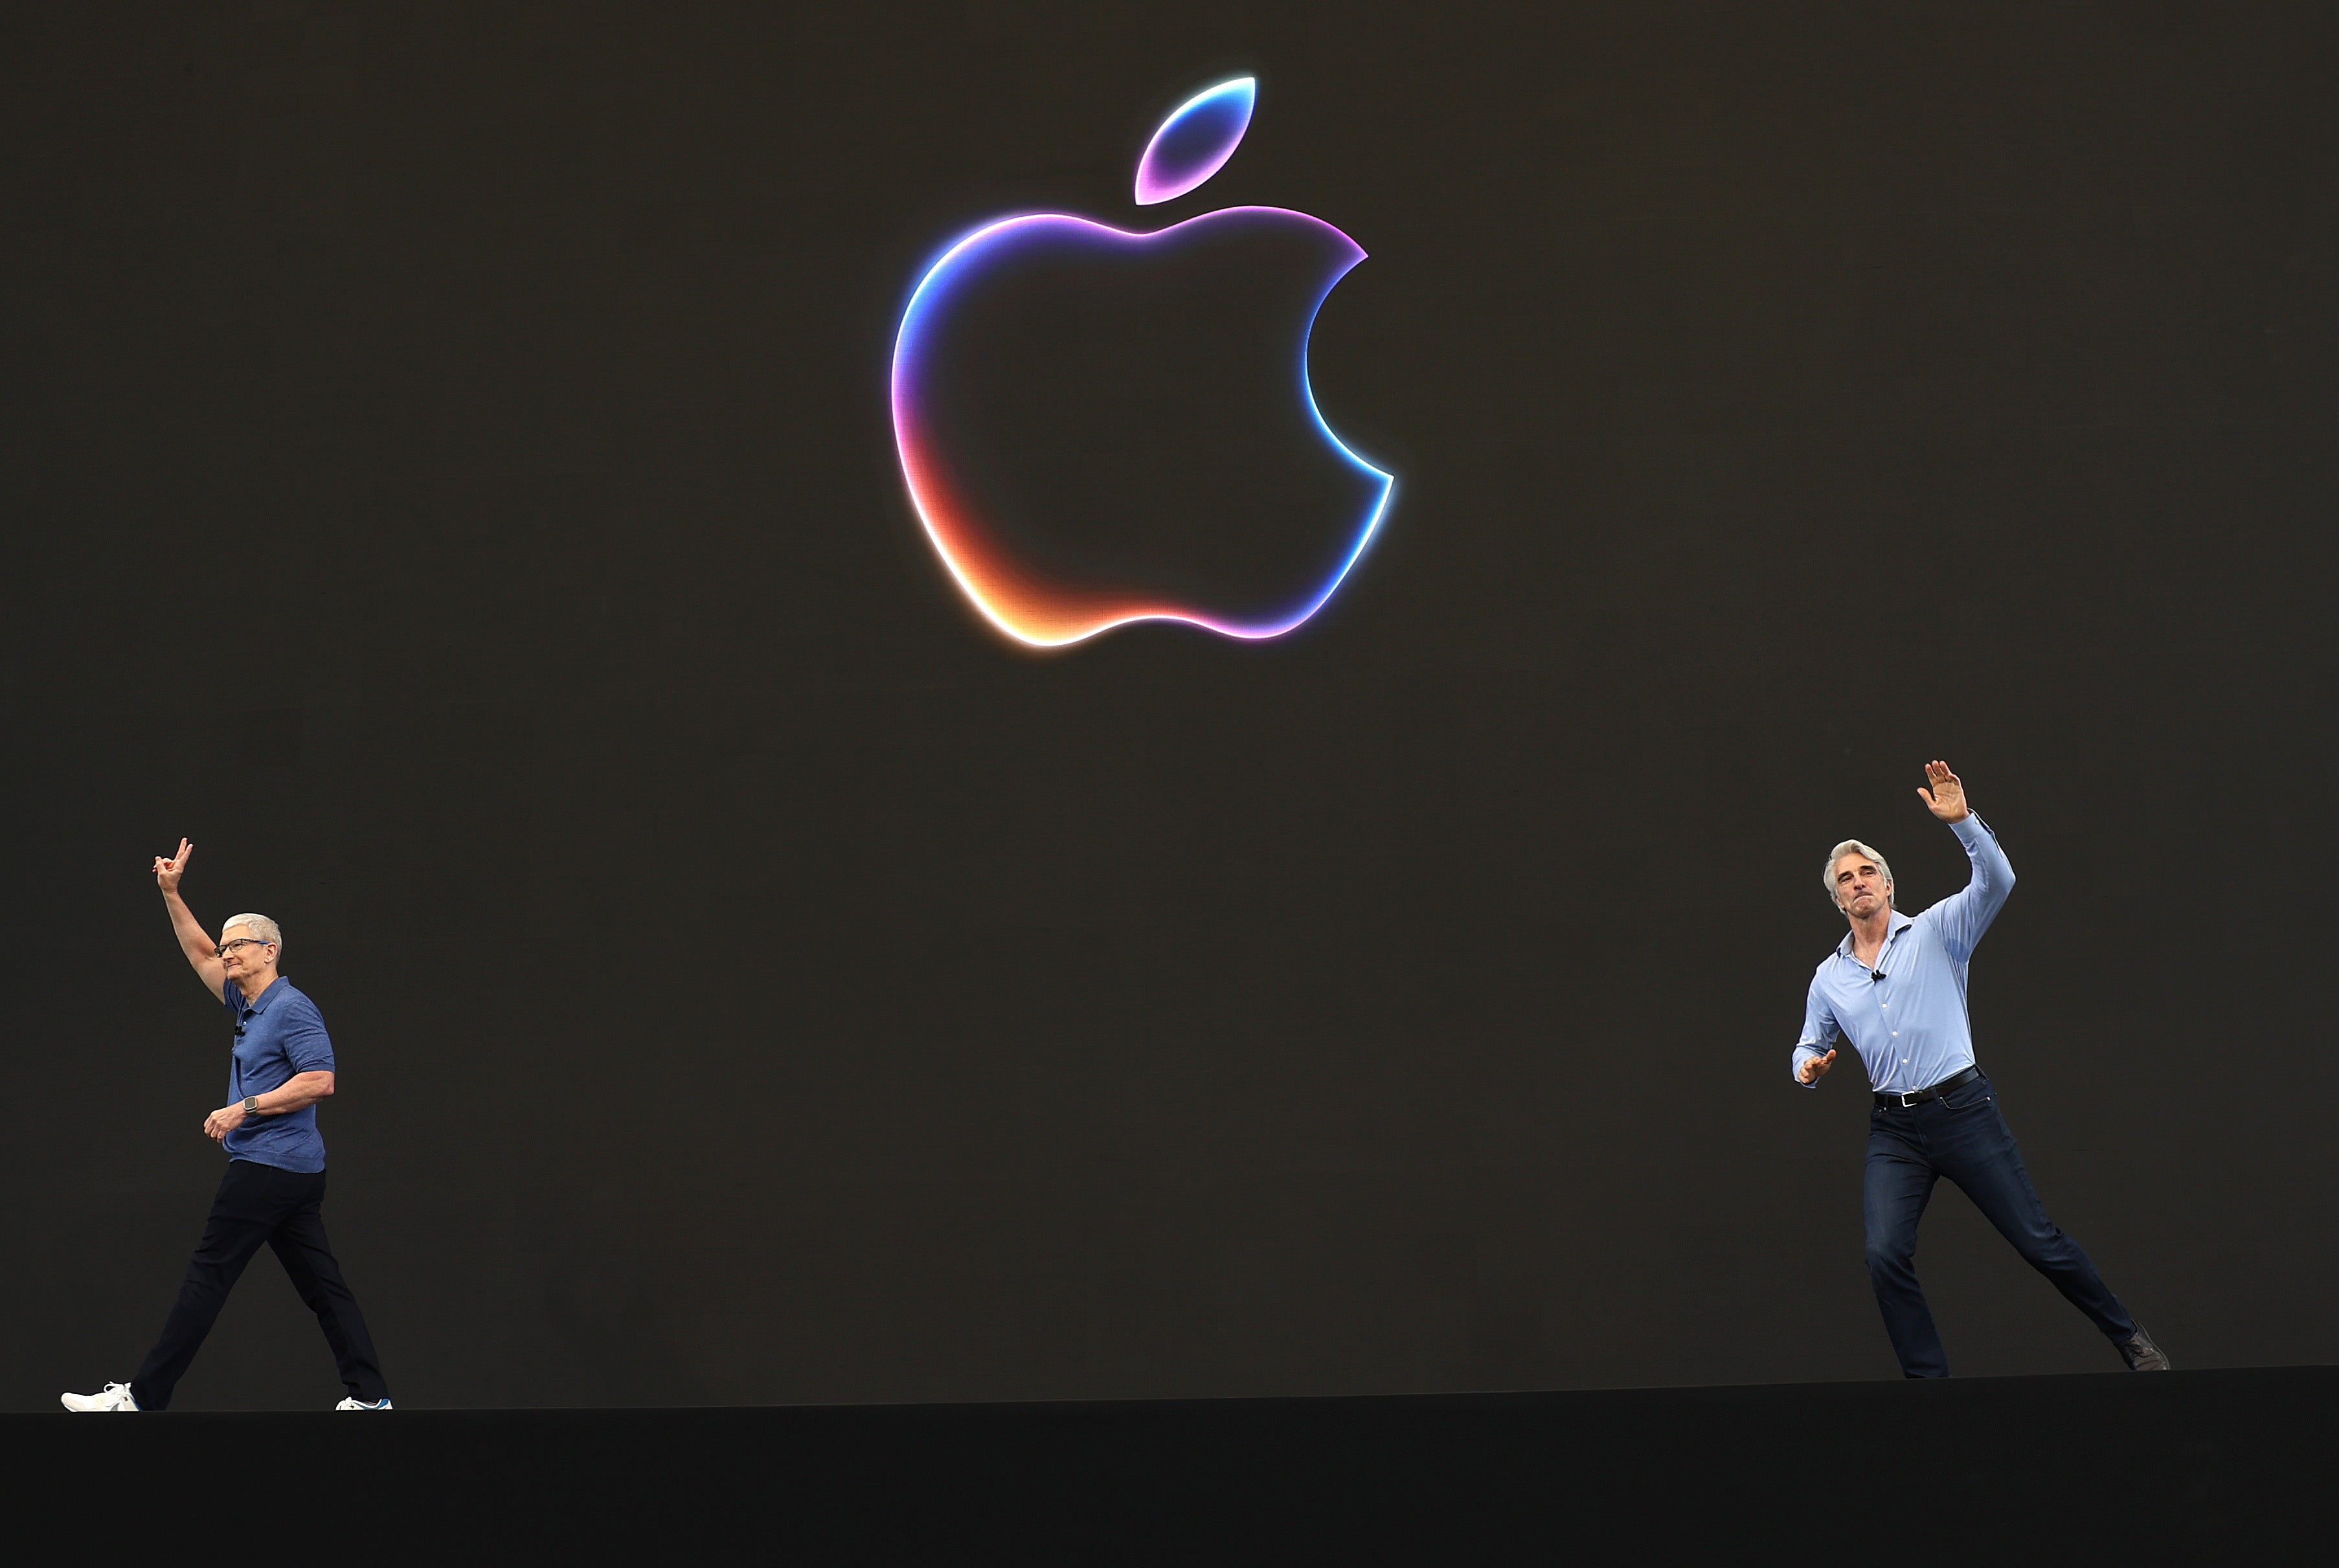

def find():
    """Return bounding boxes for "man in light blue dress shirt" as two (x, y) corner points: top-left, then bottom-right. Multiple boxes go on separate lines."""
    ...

(1793, 761), (2167, 1378)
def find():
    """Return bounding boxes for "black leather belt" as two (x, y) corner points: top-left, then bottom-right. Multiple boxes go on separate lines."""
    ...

(1874, 1065), (1982, 1110)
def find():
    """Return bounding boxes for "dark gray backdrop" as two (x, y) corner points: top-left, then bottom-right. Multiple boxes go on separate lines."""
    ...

(3, 1), (2333, 1409)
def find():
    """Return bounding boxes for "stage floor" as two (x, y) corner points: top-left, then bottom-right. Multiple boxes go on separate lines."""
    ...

(11, 1367), (2323, 1557)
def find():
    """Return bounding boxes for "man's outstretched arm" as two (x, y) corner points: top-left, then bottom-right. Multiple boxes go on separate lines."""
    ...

(1917, 761), (2015, 959)
(1792, 979), (1842, 1088)
(154, 839), (226, 998)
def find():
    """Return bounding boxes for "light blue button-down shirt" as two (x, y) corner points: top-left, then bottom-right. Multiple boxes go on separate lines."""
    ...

(1792, 814), (2015, 1095)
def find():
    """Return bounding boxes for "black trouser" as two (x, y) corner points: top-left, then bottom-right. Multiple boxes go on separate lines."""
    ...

(130, 1158), (389, 1411)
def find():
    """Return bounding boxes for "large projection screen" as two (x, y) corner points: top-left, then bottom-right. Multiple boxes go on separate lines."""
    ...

(4, 1), (2333, 1409)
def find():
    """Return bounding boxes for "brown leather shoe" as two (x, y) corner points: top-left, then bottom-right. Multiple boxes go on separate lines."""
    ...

(2118, 1327), (2170, 1371)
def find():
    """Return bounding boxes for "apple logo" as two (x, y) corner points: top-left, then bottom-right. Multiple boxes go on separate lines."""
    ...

(891, 76), (1396, 647)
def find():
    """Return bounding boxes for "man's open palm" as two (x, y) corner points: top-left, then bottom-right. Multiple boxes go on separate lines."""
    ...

(1917, 761), (1969, 822)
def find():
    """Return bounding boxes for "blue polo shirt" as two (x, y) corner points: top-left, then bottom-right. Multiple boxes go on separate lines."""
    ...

(223, 976), (335, 1172)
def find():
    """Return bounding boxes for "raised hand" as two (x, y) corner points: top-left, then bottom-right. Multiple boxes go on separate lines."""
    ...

(1798, 1048), (1838, 1085)
(154, 838), (195, 895)
(1917, 760), (1969, 823)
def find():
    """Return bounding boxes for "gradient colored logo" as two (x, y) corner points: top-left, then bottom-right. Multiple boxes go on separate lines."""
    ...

(892, 78), (1395, 647)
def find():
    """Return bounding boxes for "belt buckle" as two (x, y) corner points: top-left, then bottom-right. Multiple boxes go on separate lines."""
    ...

(1895, 1090), (1921, 1108)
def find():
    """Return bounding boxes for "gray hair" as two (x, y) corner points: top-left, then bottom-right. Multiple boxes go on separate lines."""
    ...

(223, 913), (283, 950)
(1822, 842), (1892, 909)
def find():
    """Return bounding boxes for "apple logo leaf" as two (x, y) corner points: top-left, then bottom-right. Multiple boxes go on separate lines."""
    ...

(1135, 77), (1257, 205)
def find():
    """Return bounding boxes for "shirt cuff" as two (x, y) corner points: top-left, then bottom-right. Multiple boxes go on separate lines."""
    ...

(1791, 1044), (1826, 1088)
(1948, 812), (1993, 844)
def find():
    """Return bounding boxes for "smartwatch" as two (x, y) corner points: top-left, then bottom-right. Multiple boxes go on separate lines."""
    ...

(242, 1096), (259, 1116)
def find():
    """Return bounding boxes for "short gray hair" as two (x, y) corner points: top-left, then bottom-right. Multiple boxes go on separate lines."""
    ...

(1822, 842), (1892, 908)
(223, 913), (283, 950)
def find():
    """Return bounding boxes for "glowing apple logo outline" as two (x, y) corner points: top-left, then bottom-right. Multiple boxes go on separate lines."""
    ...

(891, 76), (1396, 648)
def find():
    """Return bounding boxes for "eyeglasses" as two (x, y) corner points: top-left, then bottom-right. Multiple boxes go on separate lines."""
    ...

(218, 938), (275, 958)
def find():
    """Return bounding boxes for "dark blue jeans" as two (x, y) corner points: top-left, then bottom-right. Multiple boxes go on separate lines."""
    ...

(1864, 1070), (2134, 1377)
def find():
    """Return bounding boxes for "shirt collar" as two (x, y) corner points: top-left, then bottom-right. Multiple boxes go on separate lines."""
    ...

(1836, 906), (1915, 959)
(242, 976), (291, 1014)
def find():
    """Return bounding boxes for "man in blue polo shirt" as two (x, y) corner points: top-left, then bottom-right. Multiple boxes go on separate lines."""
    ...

(1791, 761), (2165, 1378)
(61, 840), (392, 1412)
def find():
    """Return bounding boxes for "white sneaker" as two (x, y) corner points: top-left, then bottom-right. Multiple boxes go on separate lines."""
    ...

(334, 1397), (394, 1410)
(61, 1382), (139, 1413)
